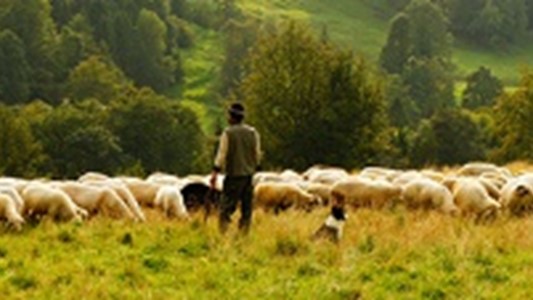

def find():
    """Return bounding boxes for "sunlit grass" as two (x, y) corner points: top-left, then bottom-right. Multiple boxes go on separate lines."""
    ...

(238, 0), (533, 85)
(1, 206), (532, 298)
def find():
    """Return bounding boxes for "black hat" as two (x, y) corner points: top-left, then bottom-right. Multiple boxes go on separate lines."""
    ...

(228, 102), (245, 117)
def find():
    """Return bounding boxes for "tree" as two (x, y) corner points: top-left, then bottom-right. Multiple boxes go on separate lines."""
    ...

(0, 104), (45, 177)
(36, 99), (125, 178)
(219, 18), (258, 97)
(133, 8), (174, 91)
(462, 66), (503, 109)
(0, 0), (60, 101)
(409, 108), (485, 166)
(404, 0), (452, 60)
(109, 88), (205, 175)
(65, 56), (132, 104)
(402, 57), (455, 119)
(491, 70), (533, 162)
(241, 22), (390, 170)
(0, 30), (31, 103)
(379, 13), (412, 74)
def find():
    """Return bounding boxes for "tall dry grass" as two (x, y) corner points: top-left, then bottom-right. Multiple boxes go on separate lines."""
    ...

(0, 205), (531, 299)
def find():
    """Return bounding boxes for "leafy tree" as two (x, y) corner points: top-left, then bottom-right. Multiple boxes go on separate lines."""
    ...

(65, 56), (132, 104)
(0, 0), (60, 101)
(0, 104), (45, 177)
(132, 8), (174, 91)
(491, 70), (533, 162)
(108, 88), (205, 175)
(445, 0), (485, 38)
(462, 66), (503, 109)
(402, 57), (455, 119)
(36, 99), (125, 178)
(385, 75), (420, 128)
(409, 108), (485, 166)
(380, 13), (412, 74)
(241, 22), (390, 170)
(0, 30), (31, 103)
(380, 0), (454, 123)
(404, 0), (452, 60)
(219, 18), (259, 97)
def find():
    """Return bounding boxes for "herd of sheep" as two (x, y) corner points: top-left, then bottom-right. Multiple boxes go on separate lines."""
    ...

(0, 162), (532, 231)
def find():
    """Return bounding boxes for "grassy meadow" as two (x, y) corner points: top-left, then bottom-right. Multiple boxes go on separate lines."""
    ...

(1, 203), (532, 299)
(237, 0), (533, 84)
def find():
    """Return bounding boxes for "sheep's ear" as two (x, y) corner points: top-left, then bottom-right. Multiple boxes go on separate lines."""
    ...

(515, 185), (530, 197)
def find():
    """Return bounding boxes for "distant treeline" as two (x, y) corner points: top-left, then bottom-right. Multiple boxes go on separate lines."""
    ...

(0, 0), (532, 178)
(385, 0), (533, 48)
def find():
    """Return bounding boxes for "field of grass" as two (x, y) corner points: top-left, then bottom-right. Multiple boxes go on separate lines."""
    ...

(1, 206), (532, 299)
(165, 25), (225, 134)
(238, 0), (533, 84)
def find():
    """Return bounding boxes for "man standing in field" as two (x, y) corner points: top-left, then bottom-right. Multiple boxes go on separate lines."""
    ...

(210, 103), (262, 235)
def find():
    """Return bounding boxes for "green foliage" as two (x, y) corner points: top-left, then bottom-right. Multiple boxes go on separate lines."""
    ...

(409, 108), (485, 166)
(380, 13), (411, 74)
(402, 57), (455, 119)
(462, 66), (503, 109)
(219, 18), (259, 97)
(65, 56), (132, 104)
(36, 99), (125, 178)
(241, 22), (390, 170)
(492, 69), (533, 162)
(0, 0), (60, 101)
(109, 88), (205, 175)
(0, 30), (31, 103)
(381, 0), (455, 124)
(385, 75), (420, 128)
(0, 104), (45, 177)
(404, 0), (452, 60)
(447, 0), (528, 47)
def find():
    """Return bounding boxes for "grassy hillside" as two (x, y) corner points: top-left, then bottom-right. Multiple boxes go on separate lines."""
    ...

(171, 0), (533, 132)
(1, 208), (532, 298)
(238, 0), (533, 84)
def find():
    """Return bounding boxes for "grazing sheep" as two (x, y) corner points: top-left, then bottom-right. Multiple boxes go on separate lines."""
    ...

(303, 183), (333, 206)
(499, 174), (533, 216)
(85, 179), (146, 222)
(303, 166), (349, 185)
(54, 181), (135, 220)
(154, 185), (189, 219)
(0, 186), (24, 213)
(78, 171), (110, 183)
(359, 167), (401, 182)
(457, 162), (512, 178)
(391, 171), (425, 187)
(331, 177), (402, 210)
(444, 177), (501, 222)
(0, 193), (25, 230)
(401, 178), (459, 215)
(120, 177), (161, 207)
(146, 172), (181, 186)
(253, 172), (283, 186)
(254, 182), (321, 213)
(21, 183), (87, 222)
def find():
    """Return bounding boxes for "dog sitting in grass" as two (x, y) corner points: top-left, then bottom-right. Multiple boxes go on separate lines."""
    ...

(312, 197), (347, 243)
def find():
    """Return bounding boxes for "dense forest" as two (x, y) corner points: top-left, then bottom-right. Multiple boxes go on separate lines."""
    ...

(1, 0), (533, 178)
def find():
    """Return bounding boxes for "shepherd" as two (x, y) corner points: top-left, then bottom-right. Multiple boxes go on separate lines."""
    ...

(210, 103), (262, 235)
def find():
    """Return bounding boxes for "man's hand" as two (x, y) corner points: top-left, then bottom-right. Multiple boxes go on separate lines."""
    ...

(210, 171), (218, 190)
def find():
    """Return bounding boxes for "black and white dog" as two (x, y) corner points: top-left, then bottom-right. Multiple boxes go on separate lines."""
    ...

(312, 205), (347, 243)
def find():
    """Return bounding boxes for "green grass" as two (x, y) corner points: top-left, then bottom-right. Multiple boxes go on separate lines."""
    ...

(1, 208), (532, 298)
(238, 0), (533, 84)
(166, 25), (225, 134)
